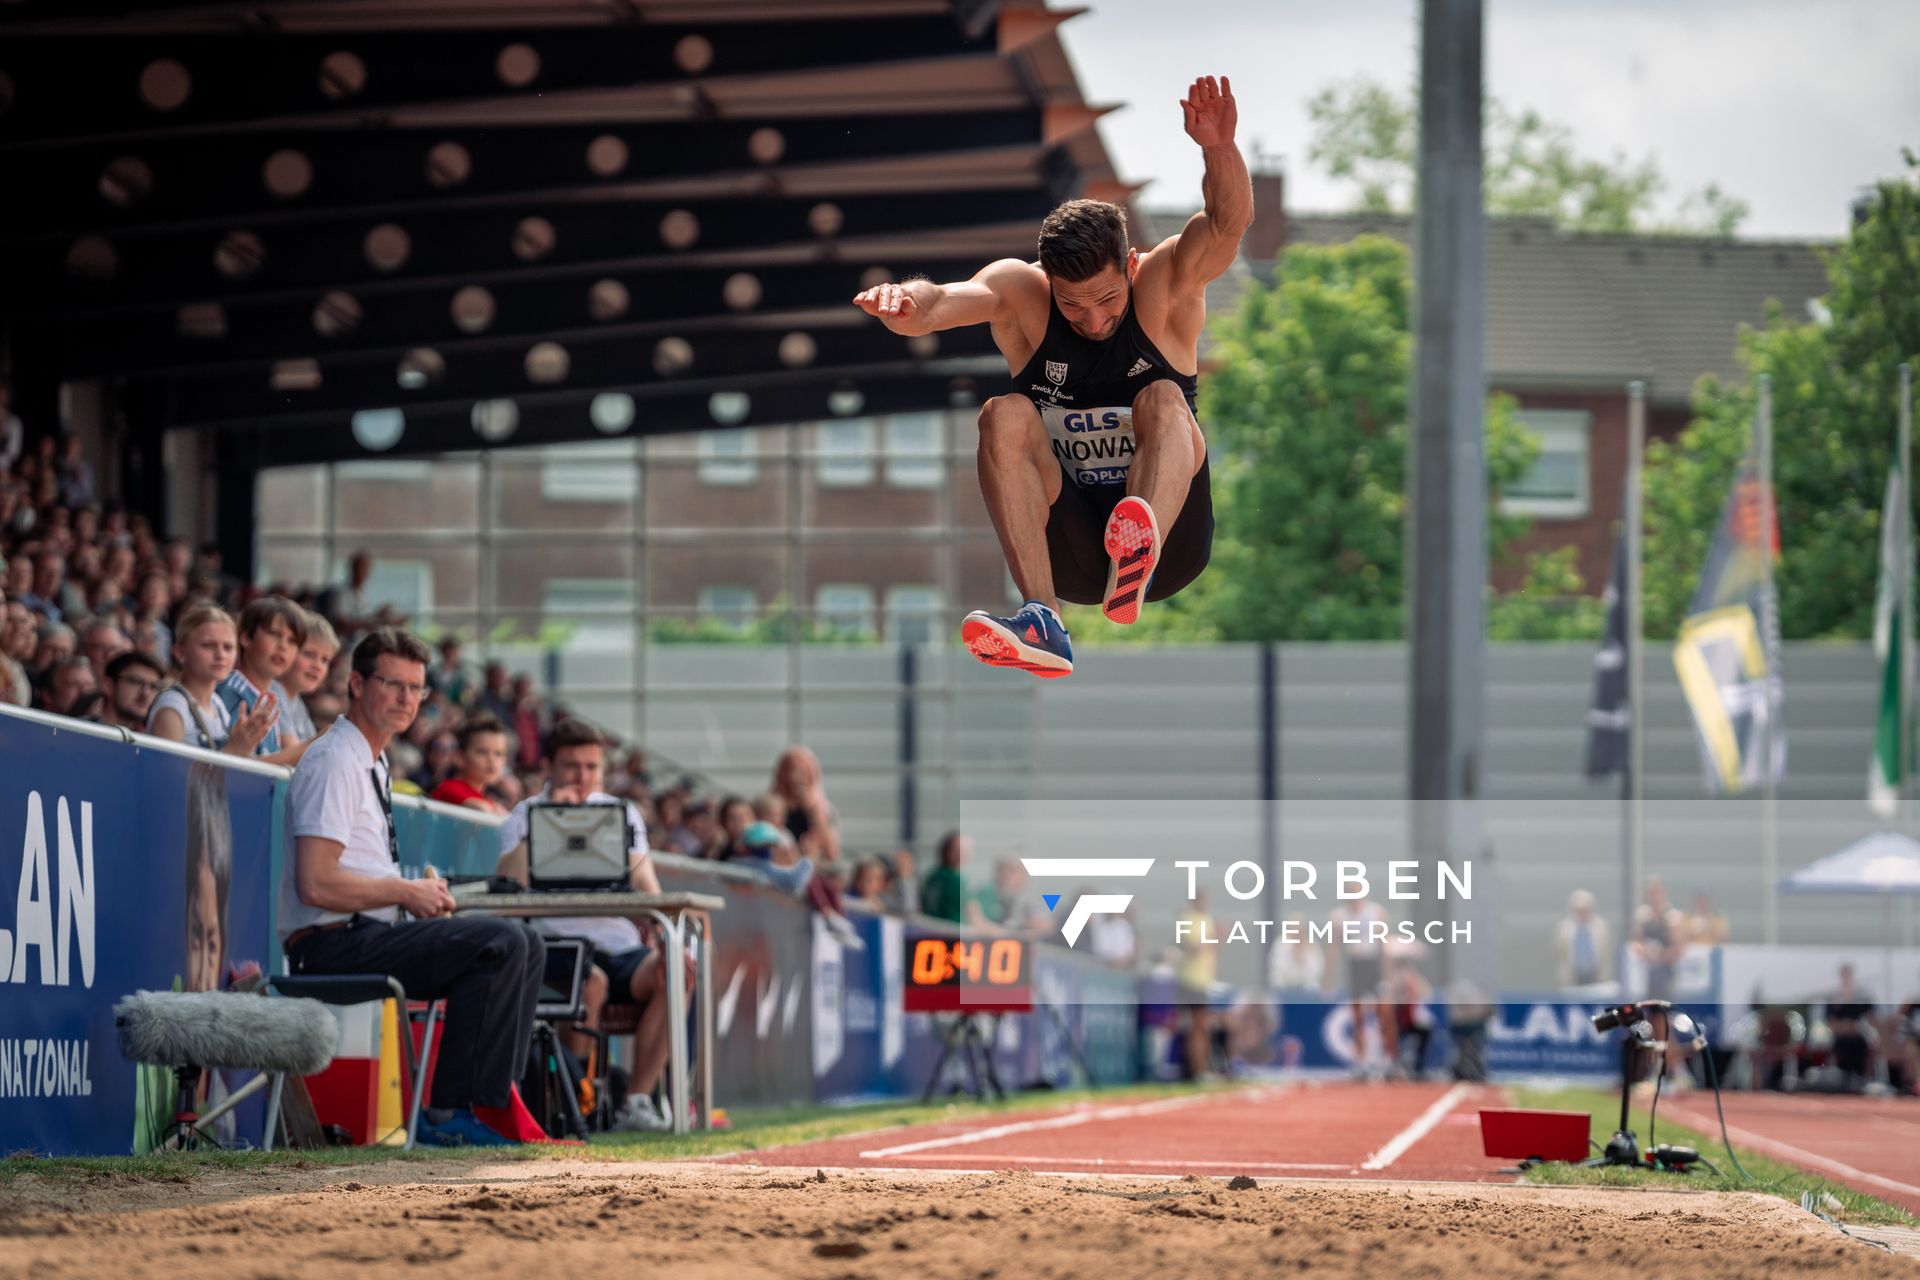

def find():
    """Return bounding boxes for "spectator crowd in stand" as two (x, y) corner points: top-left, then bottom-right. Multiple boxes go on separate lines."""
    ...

(0, 409), (1064, 946)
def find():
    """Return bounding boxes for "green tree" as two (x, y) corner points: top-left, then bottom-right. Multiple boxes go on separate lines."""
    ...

(1307, 78), (1748, 236)
(1182, 235), (1541, 642)
(1643, 158), (1920, 641)
(1485, 546), (1608, 641)
(647, 595), (874, 645)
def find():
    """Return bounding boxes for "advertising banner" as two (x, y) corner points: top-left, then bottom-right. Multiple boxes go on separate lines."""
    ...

(654, 860), (815, 1108)
(0, 717), (279, 1154)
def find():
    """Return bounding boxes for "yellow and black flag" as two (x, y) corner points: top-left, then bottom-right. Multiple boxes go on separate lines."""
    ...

(1672, 443), (1785, 794)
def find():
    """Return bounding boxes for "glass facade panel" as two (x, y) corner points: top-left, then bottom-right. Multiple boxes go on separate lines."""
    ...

(336, 459), (479, 532)
(254, 412), (980, 845)
(256, 465), (325, 535)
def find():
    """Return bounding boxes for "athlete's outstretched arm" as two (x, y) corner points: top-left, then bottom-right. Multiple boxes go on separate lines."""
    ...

(851, 258), (1031, 337)
(1168, 75), (1253, 290)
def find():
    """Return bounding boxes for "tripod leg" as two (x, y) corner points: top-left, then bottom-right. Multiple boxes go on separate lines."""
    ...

(981, 1016), (1007, 1100)
(923, 1017), (959, 1103)
(541, 1024), (591, 1141)
(1046, 1001), (1094, 1086)
(962, 1021), (986, 1101)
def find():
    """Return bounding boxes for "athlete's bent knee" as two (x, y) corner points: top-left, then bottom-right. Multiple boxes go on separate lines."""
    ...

(978, 394), (1038, 435)
(977, 396), (1046, 464)
(1131, 379), (1189, 419)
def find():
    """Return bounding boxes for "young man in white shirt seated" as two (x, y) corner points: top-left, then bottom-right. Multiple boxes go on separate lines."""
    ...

(495, 718), (697, 1132)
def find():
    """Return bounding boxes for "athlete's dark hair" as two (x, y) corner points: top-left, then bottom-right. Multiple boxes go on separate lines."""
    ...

(1037, 199), (1130, 283)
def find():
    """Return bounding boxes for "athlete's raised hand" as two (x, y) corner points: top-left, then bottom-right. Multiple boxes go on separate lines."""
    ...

(851, 281), (918, 322)
(1181, 75), (1237, 149)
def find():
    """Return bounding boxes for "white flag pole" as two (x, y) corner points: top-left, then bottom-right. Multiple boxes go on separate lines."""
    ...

(1904, 364), (1915, 947)
(1627, 380), (1646, 922)
(1900, 362), (1913, 835)
(1757, 373), (1778, 946)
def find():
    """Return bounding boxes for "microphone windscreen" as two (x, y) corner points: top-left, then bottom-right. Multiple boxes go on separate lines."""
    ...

(115, 990), (339, 1076)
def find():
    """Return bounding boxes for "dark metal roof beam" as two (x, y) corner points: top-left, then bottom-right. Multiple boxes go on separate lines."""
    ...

(0, 108), (1048, 239)
(165, 319), (1000, 423)
(211, 361), (1001, 466)
(0, 16), (997, 146)
(61, 256), (1003, 376)
(18, 186), (1062, 307)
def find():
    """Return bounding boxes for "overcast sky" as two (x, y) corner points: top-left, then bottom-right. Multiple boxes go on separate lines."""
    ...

(1064, 0), (1918, 239)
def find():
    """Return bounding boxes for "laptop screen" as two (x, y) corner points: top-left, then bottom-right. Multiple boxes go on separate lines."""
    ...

(537, 937), (589, 1018)
(528, 802), (630, 889)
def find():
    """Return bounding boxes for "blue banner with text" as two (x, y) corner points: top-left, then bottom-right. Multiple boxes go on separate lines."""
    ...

(0, 720), (279, 1154)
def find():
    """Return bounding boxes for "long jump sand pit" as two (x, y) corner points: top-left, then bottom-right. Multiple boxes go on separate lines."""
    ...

(1, 1158), (1913, 1279)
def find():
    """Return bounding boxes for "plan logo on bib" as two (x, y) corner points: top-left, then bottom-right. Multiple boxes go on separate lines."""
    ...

(1045, 360), (1069, 387)
(1019, 858), (1153, 946)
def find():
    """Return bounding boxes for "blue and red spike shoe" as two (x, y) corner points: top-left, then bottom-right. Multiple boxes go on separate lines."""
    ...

(961, 600), (1073, 678)
(1102, 496), (1161, 625)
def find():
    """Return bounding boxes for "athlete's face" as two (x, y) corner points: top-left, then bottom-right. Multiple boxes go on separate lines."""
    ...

(1051, 254), (1137, 341)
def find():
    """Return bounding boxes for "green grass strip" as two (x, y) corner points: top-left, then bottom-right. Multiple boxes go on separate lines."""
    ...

(1509, 1085), (1917, 1227)
(0, 1081), (1228, 1189)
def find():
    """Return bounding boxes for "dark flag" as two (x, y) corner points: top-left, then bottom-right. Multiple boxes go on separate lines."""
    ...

(1585, 534), (1630, 779)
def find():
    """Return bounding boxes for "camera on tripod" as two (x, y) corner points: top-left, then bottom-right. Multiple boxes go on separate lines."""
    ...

(1590, 998), (1668, 1034)
(1583, 997), (1713, 1173)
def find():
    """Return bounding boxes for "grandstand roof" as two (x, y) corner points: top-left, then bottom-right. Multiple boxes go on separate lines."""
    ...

(0, 0), (1128, 465)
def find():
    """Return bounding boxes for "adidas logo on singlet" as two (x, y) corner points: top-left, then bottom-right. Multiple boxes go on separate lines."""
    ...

(1126, 357), (1152, 377)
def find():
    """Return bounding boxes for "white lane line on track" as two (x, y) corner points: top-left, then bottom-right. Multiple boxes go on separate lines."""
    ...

(858, 1091), (1262, 1160)
(1360, 1083), (1473, 1171)
(865, 1153), (1348, 1171)
(1658, 1102), (1920, 1202)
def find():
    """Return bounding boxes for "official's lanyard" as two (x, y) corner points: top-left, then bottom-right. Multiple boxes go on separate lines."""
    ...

(369, 763), (399, 864)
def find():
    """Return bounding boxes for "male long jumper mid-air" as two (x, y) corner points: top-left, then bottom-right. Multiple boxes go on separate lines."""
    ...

(853, 75), (1252, 678)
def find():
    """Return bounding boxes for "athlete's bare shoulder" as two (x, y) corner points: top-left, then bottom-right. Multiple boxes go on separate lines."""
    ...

(976, 257), (1049, 311)
(980, 258), (1052, 370)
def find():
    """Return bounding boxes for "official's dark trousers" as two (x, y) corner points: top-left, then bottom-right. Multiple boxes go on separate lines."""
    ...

(288, 915), (545, 1110)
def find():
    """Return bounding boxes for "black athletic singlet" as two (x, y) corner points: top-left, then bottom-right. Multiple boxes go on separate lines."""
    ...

(1012, 294), (1199, 495)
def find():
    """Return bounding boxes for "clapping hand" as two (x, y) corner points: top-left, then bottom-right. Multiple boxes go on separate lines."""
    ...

(229, 691), (280, 755)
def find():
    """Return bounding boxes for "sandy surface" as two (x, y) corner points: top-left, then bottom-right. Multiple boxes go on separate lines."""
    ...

(1, 1158), (1912, 1279)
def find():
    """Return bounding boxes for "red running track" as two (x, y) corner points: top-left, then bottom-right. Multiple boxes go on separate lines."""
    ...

(712, 1082), (1518, 1182)
(1658, 1090), (1920, 1215)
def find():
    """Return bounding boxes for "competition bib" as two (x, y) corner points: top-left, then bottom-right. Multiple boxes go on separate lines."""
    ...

(1039, 404), (1135, 489)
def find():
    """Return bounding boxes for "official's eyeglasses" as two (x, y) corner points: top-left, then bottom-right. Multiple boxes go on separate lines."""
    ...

(365, 673), (427, 700)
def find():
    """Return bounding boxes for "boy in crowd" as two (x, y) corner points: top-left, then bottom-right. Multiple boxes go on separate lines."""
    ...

(433, 714), (510, 815)
(275, 609), (339, 748)
(217, 596), (309, 765)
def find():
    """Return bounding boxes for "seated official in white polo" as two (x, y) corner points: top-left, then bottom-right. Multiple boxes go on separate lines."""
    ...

(281, 626), (545, 1148)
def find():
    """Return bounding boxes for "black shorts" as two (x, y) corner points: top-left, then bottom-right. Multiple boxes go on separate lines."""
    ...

(593, 944), (652, 1005)
(1045, 455), (1214, 606)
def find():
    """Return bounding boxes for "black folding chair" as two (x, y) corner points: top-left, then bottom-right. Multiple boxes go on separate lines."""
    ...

(268, 974), (442, 1150)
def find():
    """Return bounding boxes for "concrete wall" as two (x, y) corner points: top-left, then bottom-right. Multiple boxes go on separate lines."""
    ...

(583, 640), (1913, 989)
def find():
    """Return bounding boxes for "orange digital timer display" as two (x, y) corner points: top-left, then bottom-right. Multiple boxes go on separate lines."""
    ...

(901, 936), (1033, 1013)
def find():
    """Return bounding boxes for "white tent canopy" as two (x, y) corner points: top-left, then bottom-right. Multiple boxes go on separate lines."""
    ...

(1779, 831), (1920, 895)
